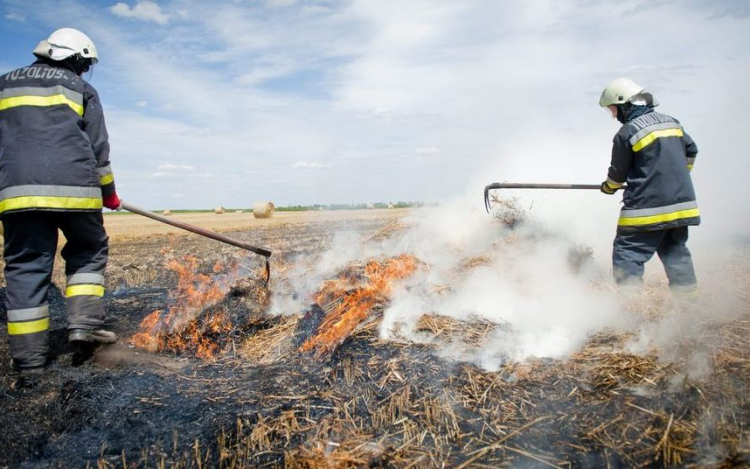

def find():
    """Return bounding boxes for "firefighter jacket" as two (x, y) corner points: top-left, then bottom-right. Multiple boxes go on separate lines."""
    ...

(604, 108), (699, 232)
(0, 60), (116, 216)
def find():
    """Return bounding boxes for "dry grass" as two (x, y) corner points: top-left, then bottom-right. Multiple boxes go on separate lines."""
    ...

(488, 195), (526, 226)
(239, 315), (299, 364)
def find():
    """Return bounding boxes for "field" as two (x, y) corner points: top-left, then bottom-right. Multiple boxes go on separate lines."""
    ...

(1, 207), (749, 468)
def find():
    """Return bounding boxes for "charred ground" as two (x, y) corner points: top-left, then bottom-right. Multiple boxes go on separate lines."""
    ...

(1, 210), (749, 468)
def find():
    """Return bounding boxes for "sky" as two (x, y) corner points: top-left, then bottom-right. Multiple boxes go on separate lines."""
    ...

(1, 0), (749, 227)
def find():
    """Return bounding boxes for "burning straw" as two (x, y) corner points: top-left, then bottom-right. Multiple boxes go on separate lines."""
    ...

(131, 255), (252, 360)
(299, 254), (420, 357)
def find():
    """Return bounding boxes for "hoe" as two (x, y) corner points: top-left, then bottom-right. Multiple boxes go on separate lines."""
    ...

(120, 202), (273, 285)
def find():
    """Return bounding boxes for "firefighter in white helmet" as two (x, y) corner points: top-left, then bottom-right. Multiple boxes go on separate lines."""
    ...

(0, 28), (121, 374)
(598, 78), (699, 293)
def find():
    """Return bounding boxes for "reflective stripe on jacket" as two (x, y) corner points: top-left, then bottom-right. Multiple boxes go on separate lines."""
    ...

(0, 61), (116, 215)
(607, 110), (699, 232)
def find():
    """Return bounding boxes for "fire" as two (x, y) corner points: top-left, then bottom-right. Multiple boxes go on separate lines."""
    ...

(300, 254), (418, 357)
(131, 255), (234, 359)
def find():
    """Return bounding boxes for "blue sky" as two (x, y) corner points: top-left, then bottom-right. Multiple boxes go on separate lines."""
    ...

(1, 0), (749, 228)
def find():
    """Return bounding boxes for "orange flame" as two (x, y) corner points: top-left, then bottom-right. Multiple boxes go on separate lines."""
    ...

(300, 254), (418, 357)
(131, 255), (234, 359)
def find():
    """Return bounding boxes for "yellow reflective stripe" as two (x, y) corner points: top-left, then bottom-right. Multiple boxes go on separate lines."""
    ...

(99, 173), (115, 185)
(687, 164), (694, 171)
(0, 94), (84, 116)
(618, 208), (700, 227)
(66, 284), (105, 297)
(8, 318), (50, 335)
(632, 128), (684, 152)
(0, 196), (102, 213)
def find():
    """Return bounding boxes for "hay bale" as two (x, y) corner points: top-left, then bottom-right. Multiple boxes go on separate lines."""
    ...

(253, 201), (275, 219)
(214, 206), (225, 214)
(162, 210), (172, 216)
(387, 203), (395, 209)
(235, 210), (243, 214)
(367, 203), (375, 210)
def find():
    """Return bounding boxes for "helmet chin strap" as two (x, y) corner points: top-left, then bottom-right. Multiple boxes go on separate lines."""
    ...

(70, 55), (93, 76)
(615, 104), (629, 124)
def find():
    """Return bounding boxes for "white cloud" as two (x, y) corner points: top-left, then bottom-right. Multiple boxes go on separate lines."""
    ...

(265, 0), (297, 7)
(135, 100), (148, 108)
(110, 1), (168, 25)
(234, 60), (296, 86)
(149, 171), (209, 179)
(148, 163), (201, 178)
(415, 147), (439, 154)
(5, 12), (25, 22)
(292, 161), (330, 169)
(155, 163), (195, 172)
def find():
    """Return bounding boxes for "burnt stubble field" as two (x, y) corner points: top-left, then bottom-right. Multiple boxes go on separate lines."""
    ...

(1, 209), (749, 469)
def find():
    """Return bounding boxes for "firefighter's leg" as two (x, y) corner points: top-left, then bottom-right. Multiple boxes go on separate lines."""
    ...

(58, 212), (114, 342)
(612, 230), (663, 286)
(2, 212), (58, 369)
(657, 226), (697, 294)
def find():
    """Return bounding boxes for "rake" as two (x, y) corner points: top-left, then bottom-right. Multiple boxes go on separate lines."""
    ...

(120, 202), (273, 285)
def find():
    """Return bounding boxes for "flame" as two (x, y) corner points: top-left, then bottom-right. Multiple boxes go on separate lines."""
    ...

(300, 254), (418, 356)
(131, 255), (234, 360)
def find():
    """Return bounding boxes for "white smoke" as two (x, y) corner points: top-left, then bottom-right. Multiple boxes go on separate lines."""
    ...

(272, 185), (746, 372)
(375, 196), (626, 368)
(623, 243), (749, 379)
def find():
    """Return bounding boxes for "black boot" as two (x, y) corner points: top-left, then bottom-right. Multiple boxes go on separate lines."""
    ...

(68, 328), (117, 344)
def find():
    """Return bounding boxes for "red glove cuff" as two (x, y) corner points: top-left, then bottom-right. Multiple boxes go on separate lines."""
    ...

(103, 193), (122, 210)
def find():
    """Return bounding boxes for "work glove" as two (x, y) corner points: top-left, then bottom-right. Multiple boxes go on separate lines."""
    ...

(600, 181), (617, 195)
(103, 193), (122, 210)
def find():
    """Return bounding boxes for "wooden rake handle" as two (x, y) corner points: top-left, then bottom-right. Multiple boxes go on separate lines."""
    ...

(120, 202), (273, 284)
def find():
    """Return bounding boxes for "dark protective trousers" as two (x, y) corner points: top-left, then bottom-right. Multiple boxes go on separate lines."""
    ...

(3, 211), (109, 368)
(612, 226), (697, 289)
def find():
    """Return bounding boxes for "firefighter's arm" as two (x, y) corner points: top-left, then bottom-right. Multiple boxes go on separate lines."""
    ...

(83, 84), (120, 209)
(602, 131), (630, 194)
(684, 131), (698, 172)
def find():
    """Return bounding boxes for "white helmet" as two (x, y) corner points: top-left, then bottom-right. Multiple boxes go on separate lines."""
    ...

(33, 28), (98, 63)
(599, 77), (657, 107)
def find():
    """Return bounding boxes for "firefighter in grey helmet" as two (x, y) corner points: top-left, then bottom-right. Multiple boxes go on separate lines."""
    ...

(0, 28), (122, 374)
(598, 78), (699, 294)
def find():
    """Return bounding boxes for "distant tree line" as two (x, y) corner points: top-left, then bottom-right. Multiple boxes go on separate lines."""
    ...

(276, 202), (421, 212)
(105, 202), (426, 215)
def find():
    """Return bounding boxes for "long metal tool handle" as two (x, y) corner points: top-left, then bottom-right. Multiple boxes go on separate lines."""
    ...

(121, 202), (272, 257)
(121, 202), (272, 285)
(484, 182), (603, 213)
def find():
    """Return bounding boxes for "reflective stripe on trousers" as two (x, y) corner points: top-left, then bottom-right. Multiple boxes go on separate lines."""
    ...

(6, 305), (50, 368)
(7, 304), (50, 335)
(66, 271), (106, 330)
